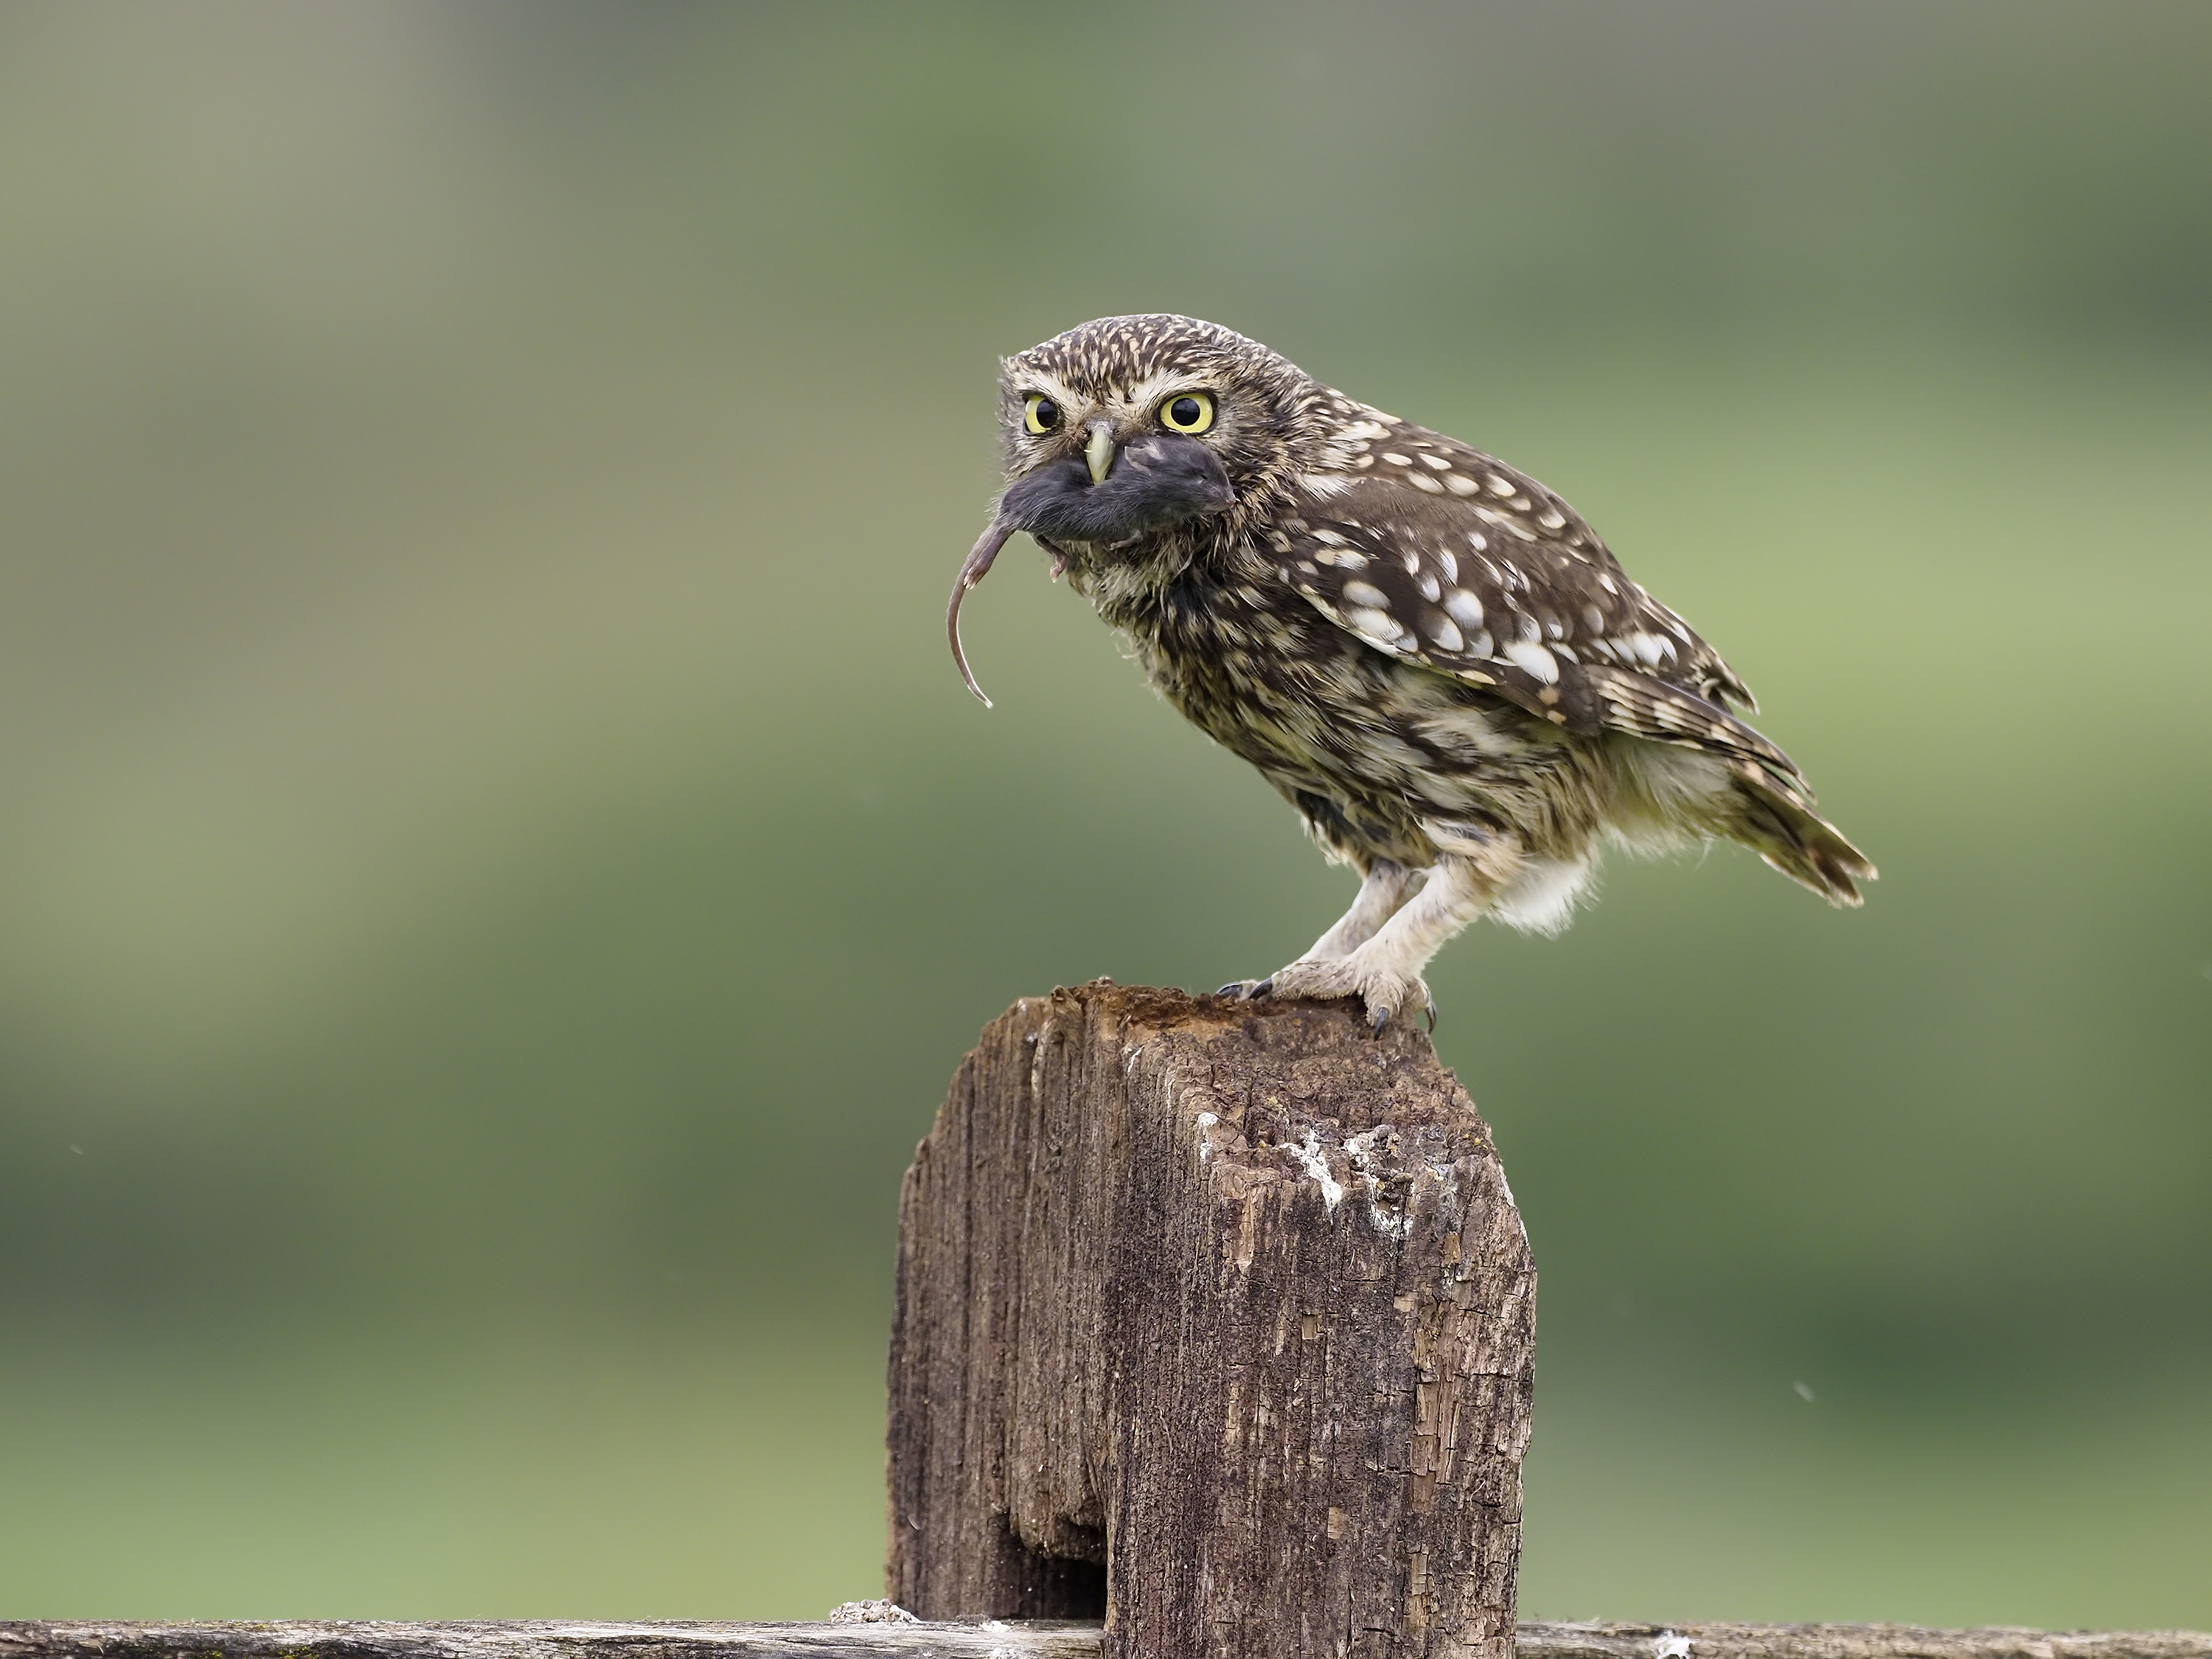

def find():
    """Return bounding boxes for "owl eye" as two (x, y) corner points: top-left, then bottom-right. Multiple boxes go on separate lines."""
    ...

(1023, 394), (1062, 434)
(1159, 391), (1215, 434)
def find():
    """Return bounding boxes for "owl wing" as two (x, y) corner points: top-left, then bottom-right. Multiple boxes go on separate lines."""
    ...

(1268, 425), (1815, 807)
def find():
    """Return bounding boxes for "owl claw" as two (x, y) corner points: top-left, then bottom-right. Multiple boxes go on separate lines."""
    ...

(1217, 978), (1271, 1001)
(1259, 957), (1429, 1034)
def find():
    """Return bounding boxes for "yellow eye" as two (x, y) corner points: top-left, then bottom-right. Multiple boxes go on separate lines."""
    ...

(1159, 391), (1215, 434)
(1023, 394), (1062, 435)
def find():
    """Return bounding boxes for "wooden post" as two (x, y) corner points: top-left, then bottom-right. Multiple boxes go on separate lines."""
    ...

(886, 981), (1537, 1659)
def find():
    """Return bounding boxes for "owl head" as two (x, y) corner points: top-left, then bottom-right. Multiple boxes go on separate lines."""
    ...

(949, 315), (1326, 703)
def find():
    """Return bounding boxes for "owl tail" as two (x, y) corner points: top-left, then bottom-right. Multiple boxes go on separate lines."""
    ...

(1730, 771), (1877, 907)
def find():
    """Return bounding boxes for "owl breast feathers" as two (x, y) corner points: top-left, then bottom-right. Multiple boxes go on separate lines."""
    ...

(948, 314), (1872, 1031)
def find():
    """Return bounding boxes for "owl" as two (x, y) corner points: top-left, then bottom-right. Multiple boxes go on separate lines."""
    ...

(948, 315), (1872, 1030)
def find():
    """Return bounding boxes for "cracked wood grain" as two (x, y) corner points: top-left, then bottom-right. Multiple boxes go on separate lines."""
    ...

(885, 981), (1537, 1659)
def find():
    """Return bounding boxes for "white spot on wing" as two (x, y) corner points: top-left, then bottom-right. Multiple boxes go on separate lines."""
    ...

(1341, 580), (1391, 609)
(1346, 606), (1401, 644)
(1443, 589), (1486, 630)
(1502, 639), (1560, 683)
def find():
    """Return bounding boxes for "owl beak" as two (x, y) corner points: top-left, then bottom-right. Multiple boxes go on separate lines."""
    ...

(1085, 422), (1116, 487)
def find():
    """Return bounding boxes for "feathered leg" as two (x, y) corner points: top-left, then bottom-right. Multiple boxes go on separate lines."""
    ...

(1262, 843), (1520, 1031)
(1304, 860), (1426, 959)
(1220, 860), (1423, 1000)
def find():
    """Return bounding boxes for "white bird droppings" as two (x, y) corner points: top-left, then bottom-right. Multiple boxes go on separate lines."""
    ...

(1290, 1130), (1344, 1211)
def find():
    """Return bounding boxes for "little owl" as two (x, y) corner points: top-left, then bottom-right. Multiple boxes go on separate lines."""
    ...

(948, 315), (1872, 1030)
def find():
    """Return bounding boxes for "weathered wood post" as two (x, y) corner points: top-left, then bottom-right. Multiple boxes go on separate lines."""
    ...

(886, 981), (1537, 1659)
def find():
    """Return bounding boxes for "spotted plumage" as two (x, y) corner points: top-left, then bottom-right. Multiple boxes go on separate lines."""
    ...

(949, 315), (1874, 1029)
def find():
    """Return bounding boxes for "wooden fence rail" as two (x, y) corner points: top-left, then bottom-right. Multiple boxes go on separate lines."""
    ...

(5, 1621), (2209, 1659)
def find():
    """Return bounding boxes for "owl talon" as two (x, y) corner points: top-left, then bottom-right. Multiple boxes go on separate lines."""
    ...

(1260, 957), (1427, 1032)
(1217, 978), (1270, 1000)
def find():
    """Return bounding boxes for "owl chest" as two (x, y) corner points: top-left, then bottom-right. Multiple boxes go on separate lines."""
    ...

(1106, 574), (1373, 760)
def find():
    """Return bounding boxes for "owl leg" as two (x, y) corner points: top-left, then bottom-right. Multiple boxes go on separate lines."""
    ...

(1258, 844), (1519, 1032)
(1304, 859), (1427, 959)
(1218, 860), (1423, 1000)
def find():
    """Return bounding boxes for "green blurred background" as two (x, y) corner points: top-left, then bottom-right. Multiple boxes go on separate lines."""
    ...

(1, 0), (2207, 1629)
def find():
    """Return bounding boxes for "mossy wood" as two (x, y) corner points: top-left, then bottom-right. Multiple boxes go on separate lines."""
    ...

(886, 982), (1537, 1659)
